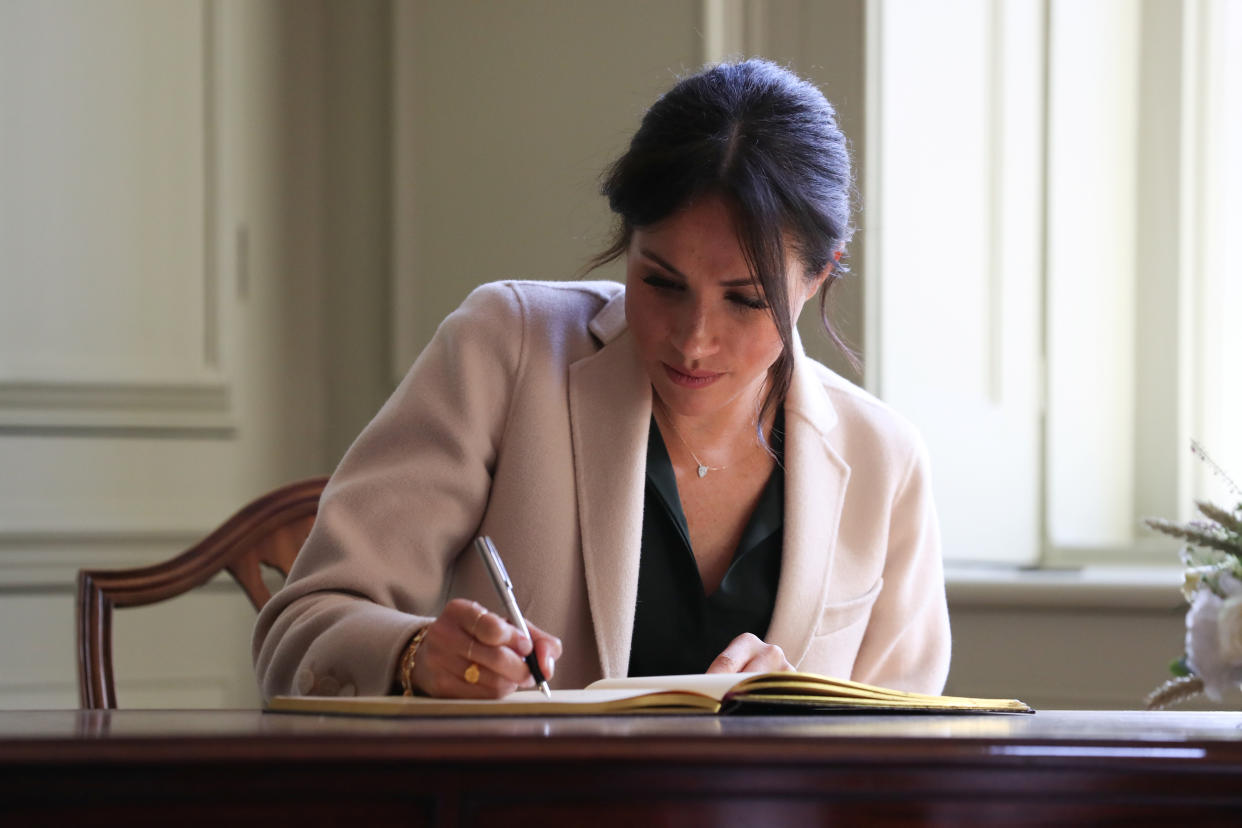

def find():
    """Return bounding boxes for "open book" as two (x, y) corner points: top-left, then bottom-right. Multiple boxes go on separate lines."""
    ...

(268, 671), (1033, 716)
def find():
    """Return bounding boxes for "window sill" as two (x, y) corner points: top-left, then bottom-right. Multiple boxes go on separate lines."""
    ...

(945, 565), (1185, 611)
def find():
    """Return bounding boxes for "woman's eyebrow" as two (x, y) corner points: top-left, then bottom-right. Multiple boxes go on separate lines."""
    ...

(639, 248), (755, 288)
(639, 248), (687, 280)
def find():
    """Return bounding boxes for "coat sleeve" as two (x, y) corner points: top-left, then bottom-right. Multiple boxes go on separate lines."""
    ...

(849, 433), (952, 694)
(252, 283), (527, 701)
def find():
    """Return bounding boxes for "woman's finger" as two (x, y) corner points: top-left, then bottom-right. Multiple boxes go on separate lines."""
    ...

(526, 620), (563, 680)
(456, 604), (539, 686)
(411, 601), (524, 697)
(706, 633), (760, 674)
(450, 598), (537, 655)
(706, 633), (792, 674)
(411, 600), (565, 695)
(414, 621), (523, 698)
(461, 601), (563, 685)
(738, 644), (794, 673)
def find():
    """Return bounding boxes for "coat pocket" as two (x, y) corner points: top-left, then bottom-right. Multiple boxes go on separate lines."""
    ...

(813, 577), (884, 636)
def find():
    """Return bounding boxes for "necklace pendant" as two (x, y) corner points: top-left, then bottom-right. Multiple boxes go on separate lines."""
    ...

(697, 464), (708, 478)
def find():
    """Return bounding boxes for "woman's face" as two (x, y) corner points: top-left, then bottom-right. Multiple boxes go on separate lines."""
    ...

(624, 192), (821, 422)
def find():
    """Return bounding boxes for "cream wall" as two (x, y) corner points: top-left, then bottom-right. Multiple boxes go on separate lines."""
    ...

(0, 0), (1208, 712)
(391, 0), (867, 382)
(0, 0), (383, 708)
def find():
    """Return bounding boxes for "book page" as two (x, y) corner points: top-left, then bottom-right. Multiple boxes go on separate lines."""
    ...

(586, 672), (764, 701)
(589, 672), (1033, 713)
(270, 672), (1031, 716)
(268, 687), (720, 717)
(733, 673), (935, 699)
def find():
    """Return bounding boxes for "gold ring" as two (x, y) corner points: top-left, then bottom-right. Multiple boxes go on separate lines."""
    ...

(469, 605), (487, 637)
(464, 663), (481, 684)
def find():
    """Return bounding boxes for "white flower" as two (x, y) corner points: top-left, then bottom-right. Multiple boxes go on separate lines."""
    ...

(1220, 595), (1242, 663)
(1186, 589), (1242, 700)
(1184, 567), (1209, 601)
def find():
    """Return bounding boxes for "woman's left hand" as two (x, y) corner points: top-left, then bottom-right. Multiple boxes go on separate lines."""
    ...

(706, 633), (794, 673)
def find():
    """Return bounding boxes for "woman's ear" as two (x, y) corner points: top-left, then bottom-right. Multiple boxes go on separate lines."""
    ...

(793, 248), (842, 308)
(815, 249), (844, 291)
(802, 257), (836, 303)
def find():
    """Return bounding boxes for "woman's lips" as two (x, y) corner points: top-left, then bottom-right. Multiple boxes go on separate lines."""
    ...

(663, 362), (722, 388)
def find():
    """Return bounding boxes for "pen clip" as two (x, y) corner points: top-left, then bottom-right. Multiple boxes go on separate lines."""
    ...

(475, 537), (510, 591)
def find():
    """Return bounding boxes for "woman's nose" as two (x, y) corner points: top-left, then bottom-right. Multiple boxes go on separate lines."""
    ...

(672, 303), (718, 360)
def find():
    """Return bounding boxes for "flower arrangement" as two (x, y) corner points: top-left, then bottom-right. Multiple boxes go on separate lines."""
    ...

(1145, 442), (1242, 709)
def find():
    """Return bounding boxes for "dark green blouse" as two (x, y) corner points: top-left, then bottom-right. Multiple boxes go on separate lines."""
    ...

(626, 411), (785, 677)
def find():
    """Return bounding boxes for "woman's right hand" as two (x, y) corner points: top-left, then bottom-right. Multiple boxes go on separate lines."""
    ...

(410, 598), (562, 698)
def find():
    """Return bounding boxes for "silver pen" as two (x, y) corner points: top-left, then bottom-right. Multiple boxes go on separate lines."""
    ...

(475, 536), (552, 697)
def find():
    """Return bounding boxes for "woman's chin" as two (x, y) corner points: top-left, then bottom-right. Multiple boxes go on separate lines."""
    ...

(652, 384), (726, 418)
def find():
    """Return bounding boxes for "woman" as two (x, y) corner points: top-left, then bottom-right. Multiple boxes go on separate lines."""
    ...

(253, 59), (950, 701)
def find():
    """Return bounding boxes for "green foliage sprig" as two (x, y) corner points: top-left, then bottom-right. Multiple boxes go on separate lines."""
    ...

(1142, 442), (1242, 708)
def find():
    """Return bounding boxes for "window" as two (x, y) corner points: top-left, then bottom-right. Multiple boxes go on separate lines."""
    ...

(868, 0), (1241, 566)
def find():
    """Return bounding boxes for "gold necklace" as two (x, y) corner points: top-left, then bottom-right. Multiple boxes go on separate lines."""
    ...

(655, 402), (727, 479)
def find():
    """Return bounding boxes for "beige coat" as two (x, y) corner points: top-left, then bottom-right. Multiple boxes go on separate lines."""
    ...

(253, 280), (950, 700)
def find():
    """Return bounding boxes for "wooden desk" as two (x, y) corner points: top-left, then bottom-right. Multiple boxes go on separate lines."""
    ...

(3, 709), (1242, 825)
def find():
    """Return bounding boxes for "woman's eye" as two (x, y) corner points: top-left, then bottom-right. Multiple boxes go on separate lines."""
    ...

(728, 292), (769, 310)
(643, 274), (680, 291)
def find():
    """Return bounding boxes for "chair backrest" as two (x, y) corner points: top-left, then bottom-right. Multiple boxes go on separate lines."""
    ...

(76, 476), (329, 709)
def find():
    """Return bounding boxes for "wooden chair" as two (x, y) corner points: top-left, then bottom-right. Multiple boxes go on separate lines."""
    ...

(75, 476), (328, 709)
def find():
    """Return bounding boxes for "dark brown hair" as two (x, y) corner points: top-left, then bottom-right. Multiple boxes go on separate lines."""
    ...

(585, 59), (857, 439)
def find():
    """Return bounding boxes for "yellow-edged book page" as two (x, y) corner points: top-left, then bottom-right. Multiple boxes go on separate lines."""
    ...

(268, 671), (1032, 717)
(268, 687), (721, 717)
(588, 672), (1033, 714)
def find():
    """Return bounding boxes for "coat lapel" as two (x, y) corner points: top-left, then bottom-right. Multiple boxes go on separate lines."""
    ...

(569, 295), (651, 678)
(765, 342), (851, 666)
(569, 294), (851, 675)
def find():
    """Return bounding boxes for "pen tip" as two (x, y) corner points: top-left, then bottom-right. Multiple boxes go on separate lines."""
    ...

(539, 682), (551, 698)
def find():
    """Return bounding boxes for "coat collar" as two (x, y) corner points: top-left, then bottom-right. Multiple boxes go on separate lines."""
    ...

(569, 292), (650, 677)
(570, 292), (852, 676)
(765, 335), (851, 665)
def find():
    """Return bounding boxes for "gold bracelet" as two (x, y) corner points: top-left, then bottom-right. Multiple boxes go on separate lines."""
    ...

(398, 626), (430, 697)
